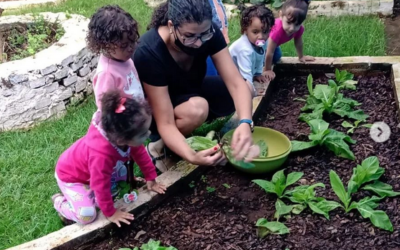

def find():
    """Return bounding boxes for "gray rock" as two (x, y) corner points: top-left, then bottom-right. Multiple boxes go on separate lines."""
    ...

(88, 70), (96, 82)
(29, 77), (47, 89)
(70, 60), (83, 72)
(1, 89), (14, 97)
(9, 74), (29, 85)
(35, 98), (52, 110)
(46, 75), (55, 84)
(86, 83), (93, 95)
(82, 55), (91, 64)
(76, 47), (89, 60)
(40, 65), (58, 76)
(55, 69), (69, 80)
(49, 102), (66, 116)
(75, 77), (88, 92)
(44, 82), (59, 93)
(61, 55), (74, 67)
(70, 92), (85, 105)
(52, 88), (73, 102)
(90, 56), (99, 68)
(78, 66), (90, 77)
(63, 75), (78, 87)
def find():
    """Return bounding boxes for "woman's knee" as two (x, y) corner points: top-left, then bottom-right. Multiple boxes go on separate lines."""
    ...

(177, 97), (209, 124)
(75, 206), (97, 225)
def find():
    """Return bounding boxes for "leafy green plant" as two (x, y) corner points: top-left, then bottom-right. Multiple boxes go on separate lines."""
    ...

(221, 135), (255, 169)
(222, 183), (231, 189)
(335, 69), (358, 91)
(119, 239), (178, 250)
(253, 169), (303, 198)
(186, 131), (217, 151)
(206, 186), (216, 193)
(291, 119), (356, 160)
(282, 183), (341, 219)
(256, 140), (268, 158)
(255, 218), (289, 238)
(329, 156), (399, 231)
(188, 181), (195, 188)
(341, 120), (372, 134)
(299, 75), (368, 122)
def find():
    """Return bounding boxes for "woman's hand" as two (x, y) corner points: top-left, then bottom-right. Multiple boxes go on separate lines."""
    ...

(189, 146), (226, 166)
(107, 209), (134, 227)
(147, 180), (167, 194)
(299, 55), (315, 63)
(231, 123), (253, 161)
(264, 70), (276, 82)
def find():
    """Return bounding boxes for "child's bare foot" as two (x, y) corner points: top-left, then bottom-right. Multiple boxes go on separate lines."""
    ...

(51, 194), (75, 226)
(254, 81), (269, 97)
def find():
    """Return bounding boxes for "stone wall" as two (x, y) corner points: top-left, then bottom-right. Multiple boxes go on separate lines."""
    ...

(0, 13), (97, 131)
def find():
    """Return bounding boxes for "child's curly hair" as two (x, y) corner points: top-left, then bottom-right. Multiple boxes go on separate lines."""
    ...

(240, 4), (275, 34)
(101, 91), (151, 144)
(86, 5), (139, 55)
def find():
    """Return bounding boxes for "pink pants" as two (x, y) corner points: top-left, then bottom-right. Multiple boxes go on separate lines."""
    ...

(54, 175), (98, 224)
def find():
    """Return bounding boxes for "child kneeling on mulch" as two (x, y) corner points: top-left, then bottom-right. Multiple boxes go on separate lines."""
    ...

(229, 4), (275, 97)
(52, 91), (166, 227)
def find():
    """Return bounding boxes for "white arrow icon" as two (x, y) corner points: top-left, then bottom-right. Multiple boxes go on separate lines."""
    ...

(370, 122), (391, 143)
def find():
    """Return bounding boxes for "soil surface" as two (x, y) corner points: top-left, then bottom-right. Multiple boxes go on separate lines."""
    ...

(88, 72), (400, 250)
(385, 16), (400, 56)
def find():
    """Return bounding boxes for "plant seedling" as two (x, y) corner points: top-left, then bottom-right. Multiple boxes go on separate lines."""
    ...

(253, 169), (303, 198)
(299, 74), (368, 122)
(291, 119), (356, 160)
(222, 183), (231, 189)
(119, 239), (178, 250)
(335, 69), (358, 91)
(341, 120), (372, 134)
(329, 156), (399, 231)
(256, 218), (289, 239)
(206, 186), (216, 193)
(188, 181), (195, 189)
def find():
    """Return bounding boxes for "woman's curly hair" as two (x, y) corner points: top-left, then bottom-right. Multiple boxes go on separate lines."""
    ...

(86, 5), (139, 55)
(240, 4), (275, 34)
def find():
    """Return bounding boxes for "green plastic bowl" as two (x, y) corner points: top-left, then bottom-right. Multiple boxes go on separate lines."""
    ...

(222, 126), (292, 174)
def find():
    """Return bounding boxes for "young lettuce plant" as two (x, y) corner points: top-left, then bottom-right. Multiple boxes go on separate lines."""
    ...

(291, 119), (356, 160)
(342, 120), (372, 134)
(299, 75), (368, 123)
(335, 69), (358, 91)
(329, 156), (400, 232)
(281, 183), (341, 220)
(255, 218), (289, 239)
(253, 169), (304, 198)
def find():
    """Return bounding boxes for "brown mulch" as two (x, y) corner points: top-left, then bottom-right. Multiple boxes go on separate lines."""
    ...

(87, 71), (400, 250)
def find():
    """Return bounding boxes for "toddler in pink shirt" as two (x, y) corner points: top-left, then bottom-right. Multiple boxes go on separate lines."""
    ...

(264, 0), (315, 81)
(86, 5), (144, 111)
(52, 91), (166, 227)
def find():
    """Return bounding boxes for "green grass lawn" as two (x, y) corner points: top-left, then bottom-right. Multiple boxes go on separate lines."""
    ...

(1, 0), (386, 249)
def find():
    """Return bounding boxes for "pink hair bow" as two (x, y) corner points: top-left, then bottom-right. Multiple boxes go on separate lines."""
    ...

(115, 97), (126, 113)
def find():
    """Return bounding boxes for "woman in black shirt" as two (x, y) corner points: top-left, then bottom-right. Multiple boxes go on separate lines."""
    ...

(134, 0), (255, 169)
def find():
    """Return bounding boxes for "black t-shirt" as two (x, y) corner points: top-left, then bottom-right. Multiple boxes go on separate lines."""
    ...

(133, 24), (227, 102)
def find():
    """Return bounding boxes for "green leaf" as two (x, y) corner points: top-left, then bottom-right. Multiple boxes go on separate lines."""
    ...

(348, 156), (384, 195)
(222, 183), (231, 189)
(206, 186), (216, 193)
(286, 172), (304, 187)
(205, 130), (215, 140)
(334, 106), (369, 121)
(301, 96), (322, 112)
(363, 181), (400, 198)
(284, 185), (309, 197)
(307, 74), (314, 95)
(186, 136), (217, 151)
(356, 205), (393, 232)
(307, 119), (330, 142)
(323, 137), (355, 160)
(341, 121), (354, 128)
(313, 85), (336, 105)
(253, 180), (277, 195)
(275, 199), (293, 220)
(256, 140), (268, 158)
(330, 170), (350, 209)
(272, 169), (286, 197)
(256, 218), (269, 227)
(291, 140), (317, 152)
(272, 0), (284, 8)
(299, 108), (324, 122)
(349, 196), (382, 211)
(309, 199), (342, 219)
(266, 221), (290, 234)
(292, 204), (306, 214)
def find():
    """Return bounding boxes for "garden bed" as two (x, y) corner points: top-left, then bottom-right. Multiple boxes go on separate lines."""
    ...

(85, 68), (400, 250)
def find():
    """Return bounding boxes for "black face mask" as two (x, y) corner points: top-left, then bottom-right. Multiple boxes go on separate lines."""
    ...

(174, 35), (207, 57)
